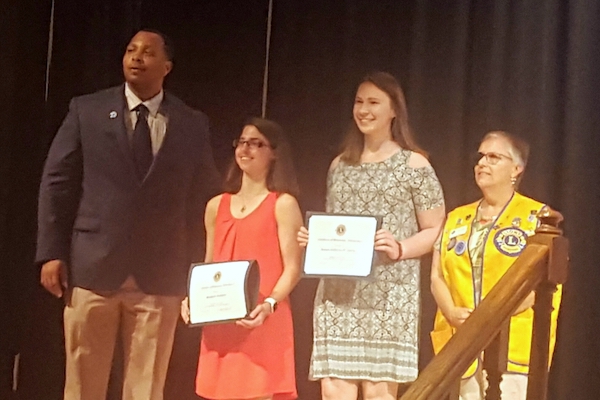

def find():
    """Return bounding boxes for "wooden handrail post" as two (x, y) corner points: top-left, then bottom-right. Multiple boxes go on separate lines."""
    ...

(526, 280), (555, 400)
(483, 320), (510, 400)
(447, 379), (460, 400)
(525, 207), (569, 400)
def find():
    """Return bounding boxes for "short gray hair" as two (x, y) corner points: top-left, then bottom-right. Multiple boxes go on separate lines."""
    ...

(482, 131), (529, 169)
(481, 130), (530, 187)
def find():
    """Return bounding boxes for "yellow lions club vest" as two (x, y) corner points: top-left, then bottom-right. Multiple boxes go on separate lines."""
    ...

(430, 192), (562, 377)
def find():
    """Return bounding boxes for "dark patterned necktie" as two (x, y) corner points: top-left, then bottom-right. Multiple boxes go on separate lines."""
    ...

(132, 104), (153, 179)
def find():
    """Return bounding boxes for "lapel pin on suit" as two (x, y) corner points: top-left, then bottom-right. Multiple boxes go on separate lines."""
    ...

(109, 111), (118, 119)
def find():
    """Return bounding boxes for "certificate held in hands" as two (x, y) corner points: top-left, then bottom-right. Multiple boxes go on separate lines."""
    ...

(302, 212), (382, 279)
(187, 260), (260, 326)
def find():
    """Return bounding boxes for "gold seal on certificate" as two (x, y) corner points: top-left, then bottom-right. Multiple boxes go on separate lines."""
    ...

(187, 260), (260, 326)
(302, 212), (382, 278)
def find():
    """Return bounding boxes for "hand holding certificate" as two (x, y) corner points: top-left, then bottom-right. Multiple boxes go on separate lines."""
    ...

(187, 260), (260, 326)
(302, 213), (382, 278)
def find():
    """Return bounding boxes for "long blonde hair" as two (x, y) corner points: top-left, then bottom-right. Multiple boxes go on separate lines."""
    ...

(340, 71), (427, 165)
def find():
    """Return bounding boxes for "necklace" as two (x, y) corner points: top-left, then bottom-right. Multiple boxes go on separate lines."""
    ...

(238, 194), (247, 213)
(236, 191), (267, 214)
(477, 202), (501, 224)
(237, 193), (248, 213)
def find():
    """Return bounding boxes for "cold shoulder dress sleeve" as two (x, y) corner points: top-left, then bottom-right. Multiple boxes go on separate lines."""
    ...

(310, 149), (444, 383)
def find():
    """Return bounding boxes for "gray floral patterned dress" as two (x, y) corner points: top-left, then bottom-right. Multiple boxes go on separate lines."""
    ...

(309, 149), (444, 383)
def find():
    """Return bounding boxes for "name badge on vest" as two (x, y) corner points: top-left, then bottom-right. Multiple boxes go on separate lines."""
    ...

(449, 225), (468, 239)
(493, 227), (528, 257)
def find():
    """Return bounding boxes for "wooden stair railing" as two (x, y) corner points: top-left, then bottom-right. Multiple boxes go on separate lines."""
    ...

(400, 208), (568, 400)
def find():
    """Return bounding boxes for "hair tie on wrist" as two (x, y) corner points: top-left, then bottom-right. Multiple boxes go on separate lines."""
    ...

(393, 241), (403, 261)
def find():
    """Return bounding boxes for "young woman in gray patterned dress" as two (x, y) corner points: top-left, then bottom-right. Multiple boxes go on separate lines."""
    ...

(298, 72), (445, 400)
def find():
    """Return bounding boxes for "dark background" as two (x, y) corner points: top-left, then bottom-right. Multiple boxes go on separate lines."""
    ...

(2, 0), (599, 399)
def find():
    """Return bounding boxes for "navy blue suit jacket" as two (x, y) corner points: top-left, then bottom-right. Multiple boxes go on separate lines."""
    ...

(36, 85), (221, 296)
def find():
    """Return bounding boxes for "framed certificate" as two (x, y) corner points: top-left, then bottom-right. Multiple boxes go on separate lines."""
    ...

(302, 212), (382, 279)
(187, 260), (260, 326)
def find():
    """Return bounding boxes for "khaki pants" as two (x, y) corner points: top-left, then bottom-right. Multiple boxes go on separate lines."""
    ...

(63, 285), (181, 400)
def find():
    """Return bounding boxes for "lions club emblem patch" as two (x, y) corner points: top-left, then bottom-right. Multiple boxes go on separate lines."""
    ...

(493, 227), (528, 257)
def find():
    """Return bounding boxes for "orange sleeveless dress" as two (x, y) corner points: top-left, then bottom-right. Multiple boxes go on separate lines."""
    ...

(196, 192), (297, 400)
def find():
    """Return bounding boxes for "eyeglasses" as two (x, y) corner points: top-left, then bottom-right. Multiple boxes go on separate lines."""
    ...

(473, 151), (513, 165)
(233, 138), (270, 150)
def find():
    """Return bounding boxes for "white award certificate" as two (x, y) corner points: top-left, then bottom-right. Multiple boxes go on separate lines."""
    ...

(187, 260), (260, 326)
(302, 213), (381, 278)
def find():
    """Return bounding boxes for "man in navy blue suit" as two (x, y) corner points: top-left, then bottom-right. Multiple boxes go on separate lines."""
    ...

(36, 29), (220, 400)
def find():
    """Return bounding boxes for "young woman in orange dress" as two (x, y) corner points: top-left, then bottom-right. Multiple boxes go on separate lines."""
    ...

(183, 117), (303, 400)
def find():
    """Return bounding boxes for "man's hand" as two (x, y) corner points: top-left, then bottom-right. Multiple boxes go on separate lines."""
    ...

(40, 259), (68, 297)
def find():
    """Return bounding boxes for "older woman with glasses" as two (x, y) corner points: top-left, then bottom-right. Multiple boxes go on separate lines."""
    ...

(430, 131), (562, 400)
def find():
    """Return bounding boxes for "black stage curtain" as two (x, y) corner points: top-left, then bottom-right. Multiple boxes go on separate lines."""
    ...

(268, 2), (600, 399)
(1, 1), (599, 399)
(1, 1), (55, 399)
